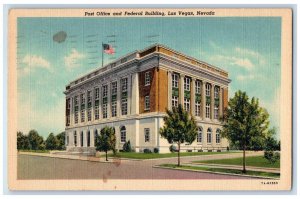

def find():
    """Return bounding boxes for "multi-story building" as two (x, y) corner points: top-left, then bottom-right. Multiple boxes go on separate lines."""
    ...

(64, 44), (230, 154)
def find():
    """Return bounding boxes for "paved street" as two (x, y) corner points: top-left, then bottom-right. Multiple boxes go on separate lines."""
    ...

(17, 152), (262, 180)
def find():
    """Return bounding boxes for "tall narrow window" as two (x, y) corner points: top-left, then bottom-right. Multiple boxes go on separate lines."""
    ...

(195, 101), (201, 116)
(172, 96), (178, 108)
(145, 71), (151, 86)
(103, 103), (107, 118)
(111, 81), (117, 95)
(195, 80), (201, 94)
(74, 131), (77, 147)
(87, 131), (90, 147)
(216, 129), (221, 144)
(87, 90), (92, 122)
(121, 78), (128, 92)
(94, 129), (98, 146)
(74, 96), (79, 124)
(80, 131), (83, 147)
(102, 85), (108, 118)
(120, 126), (126, 143)
(205, 83), (211, 119)
(205, 83), (211, 96)
(121, 77), (128, 115)
(111, 101), (117, 117)
(145, 95), (150, 110)
(94, 88), (100, 120)
(197, 127), (203, 143)
(144, 128), (150, 142)
(184, 77), (191, 91)
(121, 98), (128, 115)
(184, 97), (190, 112)
(172, 73), (179, 88)
(207, 128), (212, 144)
(184, 77), (191, 112)
(214, 86), (220, 119)
(206, 103), (210, 118)
(80, 93), (85, 122)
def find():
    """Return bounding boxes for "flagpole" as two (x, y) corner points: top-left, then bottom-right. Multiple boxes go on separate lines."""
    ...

(102, 42), (104, 67)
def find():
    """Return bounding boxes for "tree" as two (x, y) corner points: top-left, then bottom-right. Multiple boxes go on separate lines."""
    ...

(28, 130), (44, 150)
(45, 133), (59, 150)
(221, 90), (270, 173)
(17, 131), (30, 150)
(160, 104), (198, 166)
(122, 140), (132, 152)
(264, 128), (280, 164)
(56, 132), (66, 150)
(95, 126), (116, 161)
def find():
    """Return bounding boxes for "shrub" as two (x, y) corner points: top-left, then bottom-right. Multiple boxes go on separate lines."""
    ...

(264, 151), (280, 164)
(122, 140), (132, 152)
(169, 145), (177, 153)
(226, 146), (230, 151)
(154, 147), (159, 153)
(143, 148), (152, 153)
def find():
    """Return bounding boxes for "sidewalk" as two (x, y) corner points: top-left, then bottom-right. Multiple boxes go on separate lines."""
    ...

(187, 163), (280, 173)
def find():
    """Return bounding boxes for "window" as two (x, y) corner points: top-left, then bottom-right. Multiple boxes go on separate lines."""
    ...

(95, 105), (99, 120)
(95, 88), (100, 100)
(184, 77), (191, 91)
(94, 130), (98, 145)
(121, 78), (128, 92)
(74, 95), (79, 106)
(172, 73), (179, 88)
(87, 131), (90, 147)
(206, 103), (210, 118)
(80, 93), (85, 104)
(205, 83), (211, 96)
(87, 107), (92, 121)
(214, 86), (220, 99)
(195, 101), (201, 116)
(214, 105), (219, 119)
(144, 128), (150, 142)
(120, 126), (126, 143)
(145, 95), (150, 110)
(207, 128), (212, 144)
(111, 101), (117, 117)
(103, 103), (107, 118)
(81, 109), (85, 122)
(102, 85), (108, 97)
(216, 129), (221, 144)
(80, 131), (83, 147)
(145, 71), (151, 86)
(172, 96), (178, 108)
(184, 98), (190, 112)
(121, 98), (128, 115)
(197, 127), (203, 143)
(87, 91), (92, 103)
(111, 81), (117, 95)
(75, 109), (79, 124)
(74, 131), (77, 146)
(195, 80), (201, 94)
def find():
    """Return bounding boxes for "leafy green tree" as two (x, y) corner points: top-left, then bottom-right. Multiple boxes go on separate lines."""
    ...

(28, 130), (44, 150)
(56, 132), (66, 150)
(264, 128), (280, 164)
(17, 131), (30, 150)
(221, 90), (270, 173)
(122, 140), (132, 152)
(95, 126), (116, 161)
(160, 104), (197, 166)
(45, 133), (59, 150)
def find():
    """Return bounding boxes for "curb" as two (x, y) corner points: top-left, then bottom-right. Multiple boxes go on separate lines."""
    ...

(153, 165), (280, 180)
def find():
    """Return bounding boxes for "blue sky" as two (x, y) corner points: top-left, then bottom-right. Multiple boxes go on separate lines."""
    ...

(17, 17), (281, 139)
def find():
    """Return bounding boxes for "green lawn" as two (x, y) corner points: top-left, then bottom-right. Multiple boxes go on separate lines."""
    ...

(159, 164), (280, 178)
(19, 149), (50, 153)
(106, 151), (238, 159)
(193, 155), (280, 168)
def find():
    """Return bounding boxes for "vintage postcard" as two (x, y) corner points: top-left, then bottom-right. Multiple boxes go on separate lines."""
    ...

(8, 8), (292, 190)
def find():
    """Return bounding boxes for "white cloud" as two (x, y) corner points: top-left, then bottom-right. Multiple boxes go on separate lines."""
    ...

(236, 74), (255, 81)
(212, 55), (254, 70)
(64, 48), (85, 70)
(235, 47), (266, 65)
(19, 54), (51, 76)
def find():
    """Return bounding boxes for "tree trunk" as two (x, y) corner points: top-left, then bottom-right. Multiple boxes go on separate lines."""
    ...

(242, 145), (246, 173)
(177, 143), (181, 167)
(106, 151), (108, 161)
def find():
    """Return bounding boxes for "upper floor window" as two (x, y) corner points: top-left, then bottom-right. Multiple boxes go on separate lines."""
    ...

(80, 93), (85, 104)
(111, 81), (117, 95)
(95, 88), (100, 100)
(121, 78), (128, 92)
(102, 85), (108, 97)
(87, 91), (92, 103)
(74, 95), (79, 106)
(145, 71), (151, 86)
(172, 73), (179, 88)
(214, 86), (220, 99)
(184, 77), (191, 91)
(205, 83), (211, 96)
(195, 80), (201, 94)
(145, 95), (150, 110)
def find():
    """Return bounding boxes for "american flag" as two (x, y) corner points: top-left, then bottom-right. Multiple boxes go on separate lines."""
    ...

(102, 43), (115, 54)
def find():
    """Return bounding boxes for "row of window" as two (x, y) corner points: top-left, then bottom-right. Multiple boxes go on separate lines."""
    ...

(196, 128), (221, 144)
(171, 73), (220, 119)
(68, 126), (151, 147)
(72, 77), (128, 124)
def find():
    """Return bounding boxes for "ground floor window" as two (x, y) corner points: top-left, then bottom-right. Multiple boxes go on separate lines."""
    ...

(80, 131), (83, 147)
(94, 129), (98, 145)
(87, 131), (90, 147)
(216, 129), (221, 144)
(197, 127), (202, 143)
(207, 128), (212, 144)
(120, 126), (126, 143)
(144, 128), (150, 142)
(74, 131), (77, 146)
